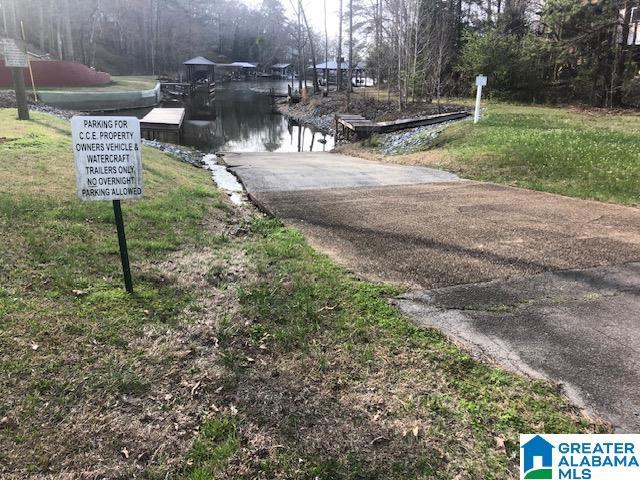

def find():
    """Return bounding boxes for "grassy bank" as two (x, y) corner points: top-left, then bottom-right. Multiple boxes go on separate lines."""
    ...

(1, 109), (603, 478)
(34, 75), (158, 92)
(343, 103), (640, 205)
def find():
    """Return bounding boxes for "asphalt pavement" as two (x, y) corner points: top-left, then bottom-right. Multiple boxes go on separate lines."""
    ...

(223, 151), (640, 432)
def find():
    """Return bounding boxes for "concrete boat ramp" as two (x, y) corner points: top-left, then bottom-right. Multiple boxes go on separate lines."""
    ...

(223, 151), (640, 432)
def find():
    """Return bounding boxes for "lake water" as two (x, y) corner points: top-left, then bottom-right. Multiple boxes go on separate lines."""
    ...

(112, 80), (335, 153)
(200, 81), (334, 153)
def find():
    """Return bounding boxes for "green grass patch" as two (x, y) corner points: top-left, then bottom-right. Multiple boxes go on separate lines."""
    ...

(404, 103), (640, 204)
(190, 217), (602, 479)
(34, 76), (158, 92)
(183, 416), (240, 479)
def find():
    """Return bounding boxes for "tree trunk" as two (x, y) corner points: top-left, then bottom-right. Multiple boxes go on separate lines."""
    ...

(6, 0), (18, 39)
(337, 0), (343, 91)
(1, 2), (7, 36)
(613, 0), (632, 106)
(412, 0), (421, 103)
(56, 18), (64, 60)
(300, 1), (319, 93)
(347, 0), (353, 101)
(62, 0), (75, 60)
(376, 0), (381, 90)
(296, 4), (303, 91)
(324, 0), (329, 92)
(38, 1), (45, 52)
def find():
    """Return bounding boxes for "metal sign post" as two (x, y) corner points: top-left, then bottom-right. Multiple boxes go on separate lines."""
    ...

(71, 116), (144, 294)
(112, 200), (134, 294)
(474, 74), (487, 124)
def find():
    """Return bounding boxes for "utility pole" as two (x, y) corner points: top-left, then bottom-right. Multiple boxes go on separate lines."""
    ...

(4, 0), (29, 120)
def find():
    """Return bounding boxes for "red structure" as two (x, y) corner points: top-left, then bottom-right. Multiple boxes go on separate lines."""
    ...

(0, 59), (111, 88)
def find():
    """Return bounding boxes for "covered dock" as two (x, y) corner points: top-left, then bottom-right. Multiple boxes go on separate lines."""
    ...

(216, 62), (258, 81)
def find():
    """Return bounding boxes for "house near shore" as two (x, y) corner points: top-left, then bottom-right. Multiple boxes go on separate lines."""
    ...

(621, 5), (640, 46)
(313, 59), (369, 86)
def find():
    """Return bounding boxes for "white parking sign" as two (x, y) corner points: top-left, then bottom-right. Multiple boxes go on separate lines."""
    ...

(71, 116), (143, 201)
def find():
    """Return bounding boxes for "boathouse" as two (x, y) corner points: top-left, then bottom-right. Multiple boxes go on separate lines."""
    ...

(183, 56), (216, 83)
(271, 63), (293, 79)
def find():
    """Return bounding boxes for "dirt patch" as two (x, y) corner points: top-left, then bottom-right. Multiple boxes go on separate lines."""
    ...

(563, 103), (640, 117)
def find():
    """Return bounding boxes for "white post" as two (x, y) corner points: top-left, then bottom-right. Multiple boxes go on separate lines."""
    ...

(474, 85), (482, 123)
(474, 75), (487, 124)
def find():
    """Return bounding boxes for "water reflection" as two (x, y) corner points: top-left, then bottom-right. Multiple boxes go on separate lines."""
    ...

(196, 81), (334, 153)
(101, 80), (335, 153)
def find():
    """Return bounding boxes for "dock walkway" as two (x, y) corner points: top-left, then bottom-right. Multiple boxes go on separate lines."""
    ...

(335, 111), (470, 140)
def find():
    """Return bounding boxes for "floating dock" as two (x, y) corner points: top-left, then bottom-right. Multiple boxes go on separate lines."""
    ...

(335, 111), (471, 140)
(140, 108), (186, 143)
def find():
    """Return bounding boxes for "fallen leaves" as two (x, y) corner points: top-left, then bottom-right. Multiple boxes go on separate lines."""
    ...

(0, 416), (18, 430)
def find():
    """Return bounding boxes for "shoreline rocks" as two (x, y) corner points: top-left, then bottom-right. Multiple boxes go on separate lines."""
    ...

(378, 119), (470, 155)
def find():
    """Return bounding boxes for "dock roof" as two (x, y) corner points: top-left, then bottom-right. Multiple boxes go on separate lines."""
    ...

(183, 56), (216, 66)
(272, 63), (291, 69)
(215, 61), (257, 68)
(315, 61), (348, 70)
